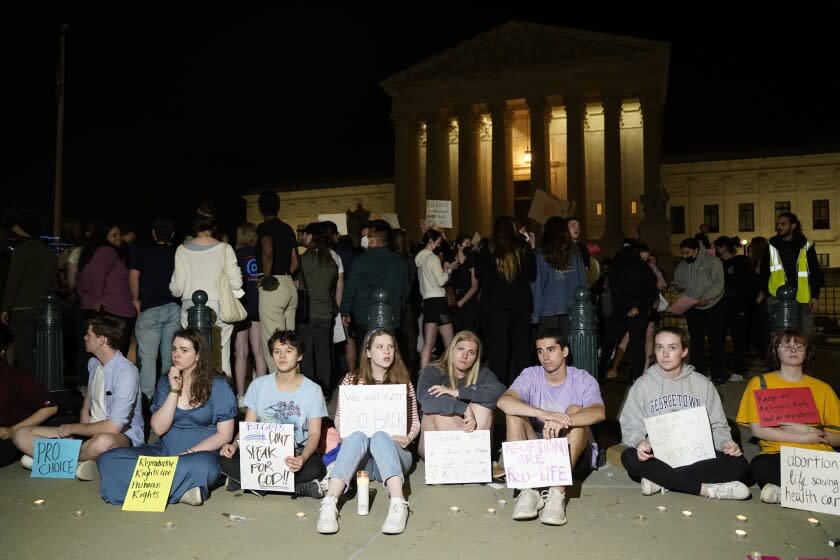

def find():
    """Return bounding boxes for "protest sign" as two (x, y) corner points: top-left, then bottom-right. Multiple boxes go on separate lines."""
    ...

(122, 456), (179, 512)
(425, 200), (452, 229)
(781, 446), (840, 516)
(644, 406), (716, 468)
(338, 384), (406, 438)
(527, 189), (571, 224)
(240, 422), (295, 492)
(754, 387), (820, 427)
(424, 430), (491, 484)
(31, 438), (82, 479)
(502, 438), (572, 489)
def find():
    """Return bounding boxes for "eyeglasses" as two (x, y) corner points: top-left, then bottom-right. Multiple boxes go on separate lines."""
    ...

(778, 343), (805, 352)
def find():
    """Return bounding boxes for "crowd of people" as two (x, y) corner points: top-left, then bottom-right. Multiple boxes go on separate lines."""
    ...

(0, 198), (836, 536)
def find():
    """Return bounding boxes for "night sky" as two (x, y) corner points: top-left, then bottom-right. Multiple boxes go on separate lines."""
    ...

(4, 9), (839, 238)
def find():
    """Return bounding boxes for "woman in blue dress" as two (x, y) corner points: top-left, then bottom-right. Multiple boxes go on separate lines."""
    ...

(97, 328), (237, 506)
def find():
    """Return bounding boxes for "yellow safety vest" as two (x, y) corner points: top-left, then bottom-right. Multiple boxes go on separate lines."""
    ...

(767, 241), (811, 303)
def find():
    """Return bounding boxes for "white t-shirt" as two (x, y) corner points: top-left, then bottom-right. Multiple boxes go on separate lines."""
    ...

(89, 364), (107, 423)
(329, 249), (344, 275)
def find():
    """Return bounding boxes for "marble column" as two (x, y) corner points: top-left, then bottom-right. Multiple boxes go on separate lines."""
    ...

(565, 95), (586, 218)
(490, 101), (514, 218)
(425, 110), (451, 204)
(393, 114), (423, 240)
(637, 93), (673, 269)
(527, 97), (552, 195)
(457, 105), (482, 236)
(601, 95), (624, 249)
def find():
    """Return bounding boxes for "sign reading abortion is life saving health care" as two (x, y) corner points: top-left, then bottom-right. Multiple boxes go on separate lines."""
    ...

(781, 446), (840, 516)
(338, 384), (406, 438)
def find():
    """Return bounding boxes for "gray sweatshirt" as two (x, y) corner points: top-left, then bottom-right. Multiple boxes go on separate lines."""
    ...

(618, 363), (733, 451)
(672, 247), (724, 310)
(416, 365), (506, 416)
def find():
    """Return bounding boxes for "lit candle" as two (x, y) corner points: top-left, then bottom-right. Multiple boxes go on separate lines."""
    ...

(750, 552), (762, 560)
(449, 505), (460, 514)
(357, 470), (369, 516)
(33, 499), (45, 508)
(636, 514), (646, 522)
(807, 517), (820, 527)
(656, 506), (667, 513)
(295, 512), (306, 520)
(486, 508), (496, 516)
(164, 521), (175, 530)
(734, 529), (747, 540)
(681, 510), (693, 517)
(736, 515), (748, 524)
(497, 499), (507, 507)
(73, 510), (85, 518)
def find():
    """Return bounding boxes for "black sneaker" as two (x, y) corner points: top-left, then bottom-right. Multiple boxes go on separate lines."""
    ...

(294, 479), (325, 499)
(225, 476), (241, 492)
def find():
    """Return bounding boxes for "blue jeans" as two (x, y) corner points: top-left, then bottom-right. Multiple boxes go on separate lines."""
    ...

(134, 303), (181, 399)
(329, 431), (413, 492)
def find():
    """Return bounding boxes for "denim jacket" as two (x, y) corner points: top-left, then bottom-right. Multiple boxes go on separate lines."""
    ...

(531, 249), (587, 324)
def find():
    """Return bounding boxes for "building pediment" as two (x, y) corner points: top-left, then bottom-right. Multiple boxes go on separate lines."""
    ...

(382, 21), (670, 94)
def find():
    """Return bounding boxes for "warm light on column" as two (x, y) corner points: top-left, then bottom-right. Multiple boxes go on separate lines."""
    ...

(596, 202), (603, 216)
(523, 149), (532, 164)
(631, 200), (638, 214)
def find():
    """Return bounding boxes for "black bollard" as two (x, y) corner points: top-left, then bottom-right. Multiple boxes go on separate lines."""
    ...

(769, 285), (801, 332)
(567, 286), (599, 378)
(35, 293), (64, 390)
(366, 289), (398, 331)
(187, 290), (214, 350)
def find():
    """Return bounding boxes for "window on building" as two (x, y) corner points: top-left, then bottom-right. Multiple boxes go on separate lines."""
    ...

(775, 201), (791, 216)
(813, 199), (830, 230)
(817, 253), (830, 268)
(670, 206), (685, 234)
(738, 203), (755, 232)
(703, 205), (720, 233)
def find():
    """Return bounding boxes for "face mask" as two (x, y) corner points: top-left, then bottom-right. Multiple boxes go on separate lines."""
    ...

(683, 256), (696, 264)
(361, 235), (369, 249)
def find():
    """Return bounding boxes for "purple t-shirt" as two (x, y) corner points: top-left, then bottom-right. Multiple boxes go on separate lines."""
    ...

(509, 365), (603, 467)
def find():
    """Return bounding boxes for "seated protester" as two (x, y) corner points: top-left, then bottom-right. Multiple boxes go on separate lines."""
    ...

(14, 315), (143, 480)
(736, 329), (840, 504)
(96, 329), (236, 506)
(0, 365), (58, 467)
(497, 328), (605, 526)
(219, 330), (328, 497)
(416, 330), (505, 458)
(317, 328), (419, 535)
(619, 327), (750, 500)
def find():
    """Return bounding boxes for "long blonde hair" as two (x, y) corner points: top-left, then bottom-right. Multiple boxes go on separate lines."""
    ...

(350, 328), (411, 386)
(432, 330), (483, 389)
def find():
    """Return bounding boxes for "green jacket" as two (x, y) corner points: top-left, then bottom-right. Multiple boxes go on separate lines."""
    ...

(340, 247), (408, 327)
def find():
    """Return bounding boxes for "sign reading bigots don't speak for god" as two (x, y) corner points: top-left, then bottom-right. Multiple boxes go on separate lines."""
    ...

(31, 438), (82, 479)
(240, 422), (295, 493)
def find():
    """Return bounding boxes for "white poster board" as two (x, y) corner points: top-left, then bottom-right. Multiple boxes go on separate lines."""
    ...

(644, 406), (716, 468)
(502, 438), (573, 489)
(338, 384), (407, 438)
(332, 315), (346, 343)
(424, 430), (491, 484)
(239, 422), (295, 492)
(317, 213), (348, 235)
(425, 200), (453, 229)
(781, 446), (840, 516)
(527, 189), (572, 224)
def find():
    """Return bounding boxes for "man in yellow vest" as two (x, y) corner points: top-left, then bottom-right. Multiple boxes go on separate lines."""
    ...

(759, 212), (824, 338)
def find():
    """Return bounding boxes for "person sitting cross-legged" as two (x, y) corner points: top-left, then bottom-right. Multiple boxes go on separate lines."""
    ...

(619, 327), (751, 500)
(497, 328), (606, 526)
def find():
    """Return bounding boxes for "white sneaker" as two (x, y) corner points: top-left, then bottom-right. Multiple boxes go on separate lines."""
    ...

(727, 373), (745, 383)
(760, 483), (781, 504)
(641, 478), (664, 496)
(76, 460), (99, 481)
(381, 500), (410, 534)
(512, 488), (543, 520)
(20, 455), (33, 470)
(539, 488), (567, 526)
(178, 487), (203, 506)
(317, 496), (339, 534)
(705, 481), (750, 500)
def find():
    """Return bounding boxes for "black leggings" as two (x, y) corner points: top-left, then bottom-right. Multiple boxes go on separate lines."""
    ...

(219, 450), (325, 487)
(621, 447), (750, 495)
(749, 453), (780, 488)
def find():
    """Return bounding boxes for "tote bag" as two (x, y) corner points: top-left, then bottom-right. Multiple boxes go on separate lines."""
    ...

(217, 245), (248, 323)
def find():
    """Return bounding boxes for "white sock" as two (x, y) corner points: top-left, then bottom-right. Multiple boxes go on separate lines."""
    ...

(391, 497), (404, 505)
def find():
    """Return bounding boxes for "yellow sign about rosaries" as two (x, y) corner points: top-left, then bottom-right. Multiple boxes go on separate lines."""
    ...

(122, 456), (179, 512)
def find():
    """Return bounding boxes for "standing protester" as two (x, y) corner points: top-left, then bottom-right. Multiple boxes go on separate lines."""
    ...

(714, 235), (752, 383)
(415, 229), (456, 368)
(759, 212), (824, 338)
(232, 222), (266, 407)
(449, 234), (480, 335)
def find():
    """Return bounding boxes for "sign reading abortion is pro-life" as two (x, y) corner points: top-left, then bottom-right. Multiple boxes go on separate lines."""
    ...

(338, 384), (406, 438)
(240, 422), (295, 493)
(781, 446), (840, 516)
(502, 438), (572, 489)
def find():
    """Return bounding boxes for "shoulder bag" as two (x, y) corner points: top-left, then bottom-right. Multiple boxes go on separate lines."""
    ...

(217, 244), (248, 323)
